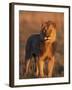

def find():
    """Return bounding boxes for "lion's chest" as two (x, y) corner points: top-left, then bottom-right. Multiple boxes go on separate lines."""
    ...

(39, 43), (53, 60)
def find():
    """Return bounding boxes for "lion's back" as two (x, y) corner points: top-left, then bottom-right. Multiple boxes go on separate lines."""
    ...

(25, 34), (41, 60)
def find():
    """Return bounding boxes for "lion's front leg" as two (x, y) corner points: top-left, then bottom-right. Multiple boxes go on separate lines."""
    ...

(39, 59), (44, 77)
(48, 56), (55, 77)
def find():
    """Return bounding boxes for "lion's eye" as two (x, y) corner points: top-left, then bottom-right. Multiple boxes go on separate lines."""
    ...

(49, 29), (52, 32)
(48, 29), (52, 34)
(44, 30), (46, 33)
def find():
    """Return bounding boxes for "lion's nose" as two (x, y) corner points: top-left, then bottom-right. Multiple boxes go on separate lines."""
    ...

(45, 32), (49, 37)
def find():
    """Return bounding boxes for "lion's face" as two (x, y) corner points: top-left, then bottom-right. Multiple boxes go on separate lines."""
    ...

(40, 21), (56, 43)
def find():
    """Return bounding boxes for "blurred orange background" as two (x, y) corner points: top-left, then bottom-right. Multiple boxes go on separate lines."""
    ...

(19, 11), (64, 79)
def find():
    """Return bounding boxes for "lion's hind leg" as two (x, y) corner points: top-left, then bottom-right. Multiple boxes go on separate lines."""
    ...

(48, 56), (55, 77)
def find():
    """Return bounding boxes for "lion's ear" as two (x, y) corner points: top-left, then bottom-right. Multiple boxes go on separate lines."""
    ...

(41, 23), (43, 27)
(41, 24), (43, 29)
(40, 23), (43, 33)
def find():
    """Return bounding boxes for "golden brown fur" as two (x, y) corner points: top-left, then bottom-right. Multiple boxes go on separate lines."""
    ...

(35, 21), (56, 77)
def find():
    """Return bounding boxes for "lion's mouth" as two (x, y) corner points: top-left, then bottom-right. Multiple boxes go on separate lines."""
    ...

(44, 36), (51, 41)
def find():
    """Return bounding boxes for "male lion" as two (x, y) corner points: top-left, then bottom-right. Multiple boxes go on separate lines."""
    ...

(25, 21), (56, 78)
